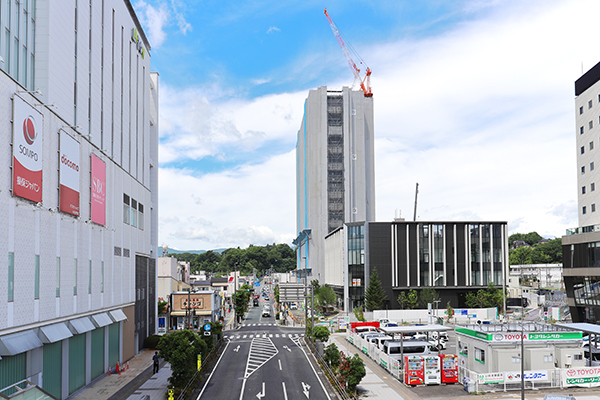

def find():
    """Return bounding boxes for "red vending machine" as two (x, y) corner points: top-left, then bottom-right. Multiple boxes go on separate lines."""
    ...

(439, 354), (459, 384)
(404, 355), (424, 385)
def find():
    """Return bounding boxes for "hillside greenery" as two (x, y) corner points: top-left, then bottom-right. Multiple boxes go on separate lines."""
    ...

(168, 243), (296, 276)
(508, 232), (561, 265)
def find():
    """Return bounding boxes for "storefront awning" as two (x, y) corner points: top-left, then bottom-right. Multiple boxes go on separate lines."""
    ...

(0, 330), (43, 356)
(91, 313), (113, 327)
(68, 317), (96, 334)
(39, 323), (73, 343)
(109, 309), (127, 322)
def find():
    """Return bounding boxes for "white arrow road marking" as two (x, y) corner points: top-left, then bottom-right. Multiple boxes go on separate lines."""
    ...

(256, 382), (265, 399)
(282, 382), (289, 400)
(302, 382), (311, 399)
(283, 345), (291, 352)
(233, 345), (240, 352)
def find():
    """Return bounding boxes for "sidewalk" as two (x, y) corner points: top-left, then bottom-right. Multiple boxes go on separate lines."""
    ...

(70, 348), (171, 400)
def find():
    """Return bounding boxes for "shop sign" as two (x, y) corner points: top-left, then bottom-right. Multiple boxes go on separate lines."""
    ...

(59, 130), (80, 216)
(477, 372), (504, 384)
(90, 154), (106, 225)
(562, 367), (600, 387)
(504, 370), (548, 382)
(12, 95), (43, 202)
(457, 327), (582, 342)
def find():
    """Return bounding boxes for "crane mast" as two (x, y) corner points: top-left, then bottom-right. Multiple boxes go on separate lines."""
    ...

(324, 8), (373, 97)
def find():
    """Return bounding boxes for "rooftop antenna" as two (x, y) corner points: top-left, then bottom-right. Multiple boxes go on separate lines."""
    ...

(413, 183), (419, 221)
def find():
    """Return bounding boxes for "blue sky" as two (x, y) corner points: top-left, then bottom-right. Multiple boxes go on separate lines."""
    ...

(134, 0), (598, 251)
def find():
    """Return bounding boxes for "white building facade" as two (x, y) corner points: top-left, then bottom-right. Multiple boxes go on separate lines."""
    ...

(0, 1), (158, 398)
(296, 86), (375, 287)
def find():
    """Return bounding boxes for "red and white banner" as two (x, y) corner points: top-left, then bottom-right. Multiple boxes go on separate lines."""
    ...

(12, 96), (43, 202)
(59, 131), (80, 216)
(90, 154), (106, 225)
(562, 367), (600, 387)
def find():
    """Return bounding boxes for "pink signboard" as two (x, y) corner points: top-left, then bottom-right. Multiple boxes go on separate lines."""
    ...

(90, 154), (106, 225)
(59, 131), (80, 216)
(12, 96), (44, 202)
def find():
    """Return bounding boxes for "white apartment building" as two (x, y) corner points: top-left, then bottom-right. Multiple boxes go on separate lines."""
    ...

(0, 1), (158, 398)
(295, 86), (375, 289)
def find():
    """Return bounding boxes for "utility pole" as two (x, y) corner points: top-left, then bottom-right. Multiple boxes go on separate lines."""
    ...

(234, 262), (239, 329)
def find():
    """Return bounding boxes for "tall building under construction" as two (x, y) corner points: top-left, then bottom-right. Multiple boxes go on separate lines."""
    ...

(295, 86), (375, 289)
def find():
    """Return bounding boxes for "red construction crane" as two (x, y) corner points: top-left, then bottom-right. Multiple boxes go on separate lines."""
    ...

(324, 8), (373, 97)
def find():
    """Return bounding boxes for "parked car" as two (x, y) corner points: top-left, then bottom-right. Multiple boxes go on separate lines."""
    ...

(290, 303), (298, 310)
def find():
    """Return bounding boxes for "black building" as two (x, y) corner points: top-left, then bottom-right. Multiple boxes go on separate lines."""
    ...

(324, 221), (508, 312)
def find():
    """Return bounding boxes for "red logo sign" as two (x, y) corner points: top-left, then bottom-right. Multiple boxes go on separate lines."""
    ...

(23, 116), (36, 145)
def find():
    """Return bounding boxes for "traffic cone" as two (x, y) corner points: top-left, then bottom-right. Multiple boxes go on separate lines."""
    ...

(117, 361), (120, 375)
(127, 361), (130, 370)
(109, 367), (111, 376)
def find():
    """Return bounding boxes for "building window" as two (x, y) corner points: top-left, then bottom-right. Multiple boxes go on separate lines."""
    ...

(8, 253), (14, 302)
(543, 355), (553, 363)
(583, 186), (586, 195)
(590, 121), (594, 130)
(581, 146), (585, 155)
(592, 183), (596, 191)
(458, 341), (468, 357)
(589, 100), (593, 109)
(581, 126), (585, 134)
(580, 106), (584, 115)
(592, 162), (595, 171)
(475, 347), (485, 364)
(591, 142), (595, 150)
(583, 206), (587, 215)
(582, 166), (586, 175)
(593, 204), (596, 213)
(74, 258), (78, 295)
(512, 356), (521, 363)
(34, 255), (40, 299)
(574, 354), (583, 361)
(139, 203), (144, 230)
(56, 257), (61, 297)
(123, 194), (130, 224)
(131, 198), (137, 227)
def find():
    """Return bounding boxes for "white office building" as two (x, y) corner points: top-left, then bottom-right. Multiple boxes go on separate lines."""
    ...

(0, 1), (158, 398)
(295, 86), (375, 288)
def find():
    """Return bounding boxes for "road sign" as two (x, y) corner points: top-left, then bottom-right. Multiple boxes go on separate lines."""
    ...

(279, 283), (306, 302)
(254, 282), (260, 287)
(203, 331), (210, 336)
(204, 323), (211, 331)
(197, 354), (201, 371)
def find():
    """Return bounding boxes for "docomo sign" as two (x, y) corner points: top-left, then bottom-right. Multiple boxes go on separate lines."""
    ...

(12, 95), (43, 203)
(59, 131), (80, 216)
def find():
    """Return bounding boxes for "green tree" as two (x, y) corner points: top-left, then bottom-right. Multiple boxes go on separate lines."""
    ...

(419, 287), (438, 308)
(397, 292), (408, 309)
(158, 300), (168, 315)
(312, 326), (330, 342)
(156, 330), (208, 389)
(364, 268), (387, 311)
(323, 343), (341, 369)
(353, 305), (366, 322)
(339, 353), (366, 394)
(509, 246), (534, 265)
(407, 289), (419, 309)
(445, 301), (454, 323)
(315, 285), (337, 312)
(234, 283), (253, 322)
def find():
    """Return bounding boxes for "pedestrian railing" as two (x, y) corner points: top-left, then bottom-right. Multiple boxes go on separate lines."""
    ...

(305, 338), (355, 400)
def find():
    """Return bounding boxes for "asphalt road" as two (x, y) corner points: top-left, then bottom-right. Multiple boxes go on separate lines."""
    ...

(198, 285), (331, 400)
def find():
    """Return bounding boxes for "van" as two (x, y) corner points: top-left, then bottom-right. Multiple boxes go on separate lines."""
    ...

(370, 335), (393, 349)
(355, 326), (379, 335)
(382, 340), (438, 360)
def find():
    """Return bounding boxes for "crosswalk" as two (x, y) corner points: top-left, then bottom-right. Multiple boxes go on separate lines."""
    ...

(224, 333), (305, 340)
(241, 323), (277, 327)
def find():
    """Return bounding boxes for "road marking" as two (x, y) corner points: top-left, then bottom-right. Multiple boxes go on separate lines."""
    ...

(197, 339), (230, 400)
(243, 337), (279, 379)
(293, 338), (331, 400)
(302, 382), (311, 398)
(282, 382), (289, 400)
(278, 359), (282, 370)
(256, 382), (265, 399)
(233, 345), (240, 352)
(283, 345), (291, 352)
(243, 335), (247, 338)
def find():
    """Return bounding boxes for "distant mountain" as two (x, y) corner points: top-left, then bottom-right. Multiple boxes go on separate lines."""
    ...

(158, 247), (227, 255)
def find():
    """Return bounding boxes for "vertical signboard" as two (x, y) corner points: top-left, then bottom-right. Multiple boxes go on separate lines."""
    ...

(90, 154), (106, 225)
(59, 131), (80, 216)
(12, 95), (44, 202)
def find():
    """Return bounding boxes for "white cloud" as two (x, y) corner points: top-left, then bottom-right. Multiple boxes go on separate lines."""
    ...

(135, 1), (169, 48)
(158, 0), (598, 250)
(267, 26), (281, 34)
